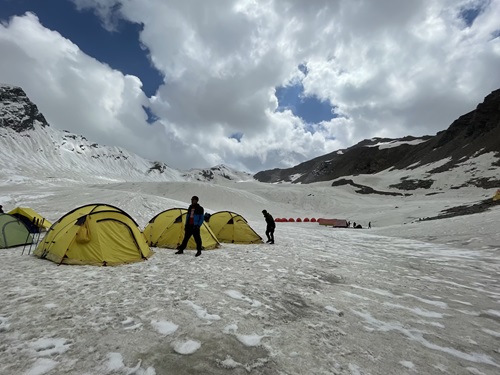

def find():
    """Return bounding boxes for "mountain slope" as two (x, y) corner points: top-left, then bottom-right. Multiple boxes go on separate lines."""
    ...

(254, 89), (500, 187)
(0, 84), (249, 184)
(2, 82), (499, 211)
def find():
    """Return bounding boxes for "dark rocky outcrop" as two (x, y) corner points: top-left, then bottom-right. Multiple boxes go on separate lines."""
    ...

(0, 85), (49, 132)
(331, 178), (405, 196)
(421, 198), (500, 221)
(389, 179), (434, 190)
(148, 161), (169, 174)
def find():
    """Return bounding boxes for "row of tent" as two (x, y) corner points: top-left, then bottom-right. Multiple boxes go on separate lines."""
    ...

(275, 217), (319, 222)
(1, 204), (263, 266)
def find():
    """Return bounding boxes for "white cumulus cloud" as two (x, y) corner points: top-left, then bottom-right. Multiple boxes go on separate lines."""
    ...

(1, 0), (499, 172)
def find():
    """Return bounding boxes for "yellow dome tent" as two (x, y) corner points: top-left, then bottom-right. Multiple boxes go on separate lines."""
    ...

(0, 213), (34, 249)
(493, 189), (500, 201)
(7, 207), (52, 233)
(144, 208), (220, 250)
(34, 203), (152, 266)
(208, 211), (263, 244)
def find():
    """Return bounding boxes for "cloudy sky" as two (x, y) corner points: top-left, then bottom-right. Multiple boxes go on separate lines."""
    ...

(1, 0), (499, 173)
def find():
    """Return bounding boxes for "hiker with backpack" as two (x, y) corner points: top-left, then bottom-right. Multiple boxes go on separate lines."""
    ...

(175, 196), (205, 257)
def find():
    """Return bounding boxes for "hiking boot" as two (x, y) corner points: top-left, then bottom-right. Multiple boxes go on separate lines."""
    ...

(269, 241), (274, 244)
(266, 239), (272, 243)
(195, 250), (202, 257)
(175, 250), (184, 254)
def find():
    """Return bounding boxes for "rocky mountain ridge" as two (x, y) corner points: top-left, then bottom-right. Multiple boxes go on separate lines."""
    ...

(254, 89), (500, 188)
(0, 85), (49, 132)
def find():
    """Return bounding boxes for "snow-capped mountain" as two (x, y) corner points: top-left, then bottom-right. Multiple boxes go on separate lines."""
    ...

(0, 84), (249, 184)
(1, 83), (499, 208)
(255, 89), (500, 192)
(249, 88), (500, 220)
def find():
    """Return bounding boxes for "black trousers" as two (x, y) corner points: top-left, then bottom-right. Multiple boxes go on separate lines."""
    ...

(179, 225), (202, 251)
(265, 225), (275, 242)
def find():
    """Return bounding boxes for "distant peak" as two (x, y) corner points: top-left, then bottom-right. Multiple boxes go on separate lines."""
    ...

(0, 85), (49, 132)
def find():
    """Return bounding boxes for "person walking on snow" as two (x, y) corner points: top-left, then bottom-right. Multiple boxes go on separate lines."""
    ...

(262, 209), (275, 244)
(175, 196), (204, 257)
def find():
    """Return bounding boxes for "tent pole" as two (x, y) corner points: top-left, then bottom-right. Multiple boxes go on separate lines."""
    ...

(21, 217), (36, 255)
(28, 218), (43, 255)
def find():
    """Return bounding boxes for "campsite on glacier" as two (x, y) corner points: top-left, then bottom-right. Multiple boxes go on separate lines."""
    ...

(0, 83), (499, 375)
(1, 0), (500, 370)
(1, 150), (499, 374)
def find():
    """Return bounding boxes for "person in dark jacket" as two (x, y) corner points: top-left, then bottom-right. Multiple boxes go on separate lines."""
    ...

(262, 209), (275, 244)
(0, 205), (3, 213)
(175, 196), (205, 257)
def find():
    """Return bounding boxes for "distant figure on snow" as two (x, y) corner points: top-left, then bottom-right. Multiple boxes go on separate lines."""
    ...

(352, 222), (356, 228)
(368, 222), (371, 229)
(175, 196), (205, 257)
(262, 209), (275, 244)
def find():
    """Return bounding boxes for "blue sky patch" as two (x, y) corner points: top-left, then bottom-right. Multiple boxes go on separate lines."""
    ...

(0, 0), (162, 97)
(230, 132), (243, 142)
(459, 2), (487, 27)
(275, 80), (335, 125)
(143, 106), (159, 124)
(298, 63), (308, 75)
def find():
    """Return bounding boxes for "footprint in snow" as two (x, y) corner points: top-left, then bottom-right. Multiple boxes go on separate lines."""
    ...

(223, 323), (270, 347)
(225, 290), (262, 308)
(182, 300), (221, 320)
(29, 337), (72, 356)
(121, 316), (143, 330)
